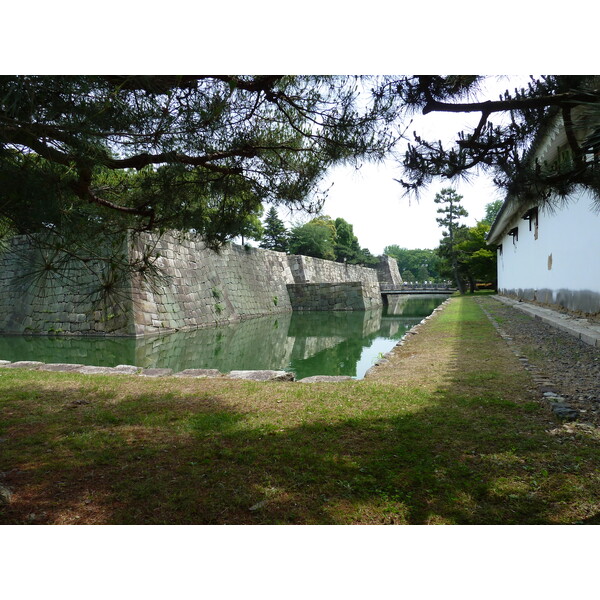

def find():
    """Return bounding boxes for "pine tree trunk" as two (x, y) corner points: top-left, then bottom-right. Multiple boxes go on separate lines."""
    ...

(449, 214), (465, 294)
(452, 259), (465, 294)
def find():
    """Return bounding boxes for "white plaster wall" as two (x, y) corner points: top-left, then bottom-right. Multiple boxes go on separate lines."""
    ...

(497, 187), (600, 307)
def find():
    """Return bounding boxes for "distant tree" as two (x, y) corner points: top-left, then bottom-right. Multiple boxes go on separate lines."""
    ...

(333, 217), (362, 263)
(260, 207), (288, 252)
(288, 217), (337, 260)
(416, 265), (430, 282)
(237, 206), (264, 246)
(457, 222), (497, 290)
(436, 225), (468, 290)
(434, 188), (468, 293)
(355, 247), (379, 267)
(401, 270), (415, 282)
(436, 221), (497, 293)
(383, 246), (442, 281)
(481, 200), (503, 226)
(288, 215), (378, 264)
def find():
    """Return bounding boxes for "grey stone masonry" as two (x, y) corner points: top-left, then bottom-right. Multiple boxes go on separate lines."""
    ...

(376, 255), (403, 288)
(0, 231), (397, 337)
(129, 234), (296, 335)
(0, 234), (134, 336)
(287, 282), (380, 311)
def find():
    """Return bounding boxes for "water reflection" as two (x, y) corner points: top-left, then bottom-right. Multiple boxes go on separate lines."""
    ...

(0, 295), (448, 379)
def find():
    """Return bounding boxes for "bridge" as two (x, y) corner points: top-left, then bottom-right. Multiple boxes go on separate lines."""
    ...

(379, 283), (456, 295)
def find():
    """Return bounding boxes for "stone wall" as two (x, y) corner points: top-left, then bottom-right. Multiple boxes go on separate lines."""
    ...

(130, 234), (296, 335)
(0, 235), (134, 336)
(376, 255), (403, 288)
(287, 283), (380, 311)
(131, 235), (383, 334)
(286, 254), (382, 311)
(0, 231), (395, 336)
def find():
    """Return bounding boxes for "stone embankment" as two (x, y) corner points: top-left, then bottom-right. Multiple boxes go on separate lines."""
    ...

(0, 232), (393, 337)
(0, 360), (352, 383)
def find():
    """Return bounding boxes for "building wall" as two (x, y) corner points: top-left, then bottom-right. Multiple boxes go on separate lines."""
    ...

(496, 188), (600, 314)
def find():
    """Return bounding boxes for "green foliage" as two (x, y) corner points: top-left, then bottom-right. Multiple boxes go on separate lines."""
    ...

(434, 188), (468, 235)
(435, 200), (501, 291)
(288, 215), (376, 264)
(384, 246), (442, 281)
(259, 207), (289, 252)
(0, 75), (396, 280)
(437, 222), (497, 292)
(356, 247), (379, 267)
(433, 188), (468, 293)
(0, 216), (16, 254)
(236, 205), (264, 245)
(333, 217), (361, 263)
(481, 200), (503, 226)
(288, 217), (337, 260)
(456, 222), (497, 284)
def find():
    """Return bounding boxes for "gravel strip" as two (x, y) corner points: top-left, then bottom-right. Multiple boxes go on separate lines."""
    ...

(479, 296), (600, 426)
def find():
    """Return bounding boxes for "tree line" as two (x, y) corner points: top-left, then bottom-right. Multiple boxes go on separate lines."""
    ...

(255, 207), (378, 266)
(256, 190), (502, 293)
(384, 195), (502, 291)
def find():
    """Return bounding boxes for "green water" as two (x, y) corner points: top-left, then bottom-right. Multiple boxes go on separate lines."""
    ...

(0, 295), (447, 380)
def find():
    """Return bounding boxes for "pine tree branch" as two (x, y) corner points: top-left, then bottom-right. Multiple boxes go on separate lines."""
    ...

(422, 90), (599, 115)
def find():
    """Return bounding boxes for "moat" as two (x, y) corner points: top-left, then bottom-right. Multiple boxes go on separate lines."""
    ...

(0, 295), (447, 380)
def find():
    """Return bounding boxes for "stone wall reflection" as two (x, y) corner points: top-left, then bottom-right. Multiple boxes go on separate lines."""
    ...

(0, 296), (449, 377)
(134, 313), (294, 372)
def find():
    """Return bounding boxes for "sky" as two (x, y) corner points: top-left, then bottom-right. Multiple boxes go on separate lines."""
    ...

(275, 76), (529, 255)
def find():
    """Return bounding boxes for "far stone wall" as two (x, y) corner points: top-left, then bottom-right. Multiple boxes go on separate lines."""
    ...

(376, 255), (403, 288)
(287, 282), (379, 311)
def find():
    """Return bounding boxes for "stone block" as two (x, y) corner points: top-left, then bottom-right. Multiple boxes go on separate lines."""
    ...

(580, 332), (600, 347)
(2, 361), (45, 369)
(227, 370), (294, 381)
(297, 375), (355, 382)
(173, 369), (222, 378)
(77, 365), (136, 375)
(113, 365), (142, 374)
(39, 363), (86, 372)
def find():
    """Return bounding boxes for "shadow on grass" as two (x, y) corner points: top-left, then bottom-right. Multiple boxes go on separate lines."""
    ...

(1, 298), (599, 524)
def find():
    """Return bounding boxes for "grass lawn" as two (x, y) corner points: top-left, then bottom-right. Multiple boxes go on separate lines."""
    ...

(1, 295), (599, 524)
